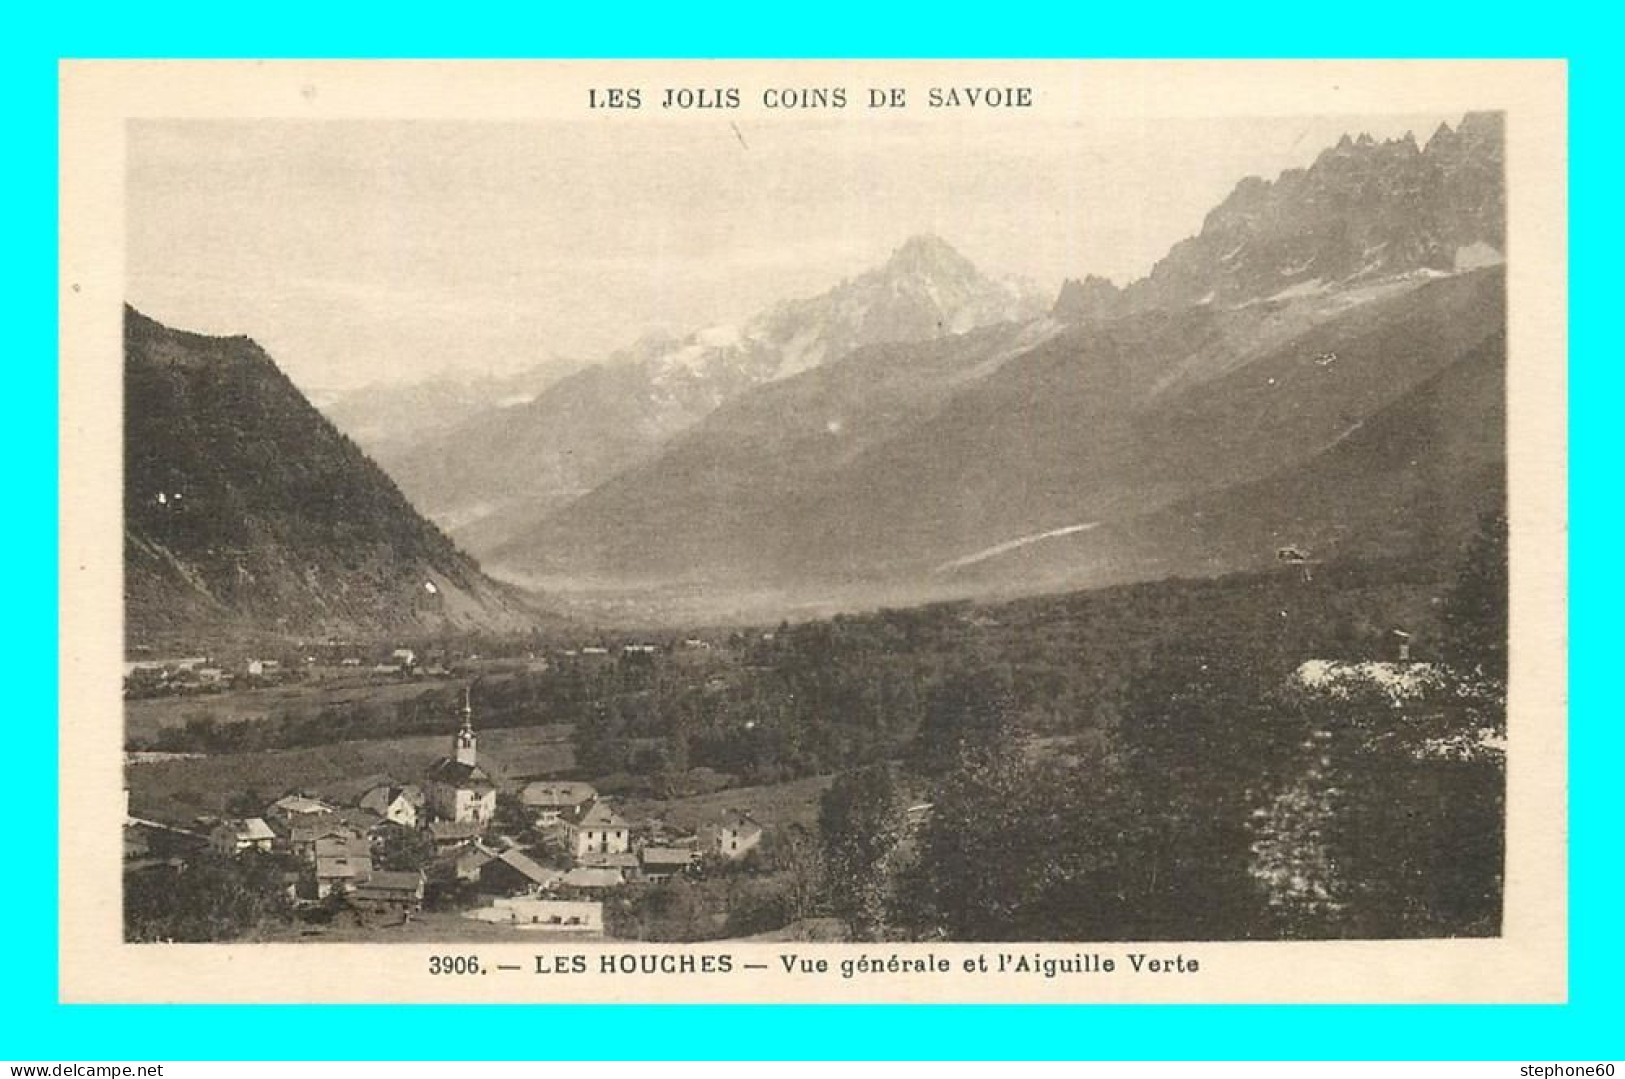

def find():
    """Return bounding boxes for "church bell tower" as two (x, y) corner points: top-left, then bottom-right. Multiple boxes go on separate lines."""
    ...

(454, 687), (477, 766)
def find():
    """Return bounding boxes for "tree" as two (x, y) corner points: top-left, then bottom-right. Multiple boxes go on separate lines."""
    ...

(225, 786), (268, 818)
(1440, 506), (1509, 682)
(901, 741), (1147, 941)
(911, 665), (1018, 776)
(374, 821), (436, 873)
(765, 822), (827, 925)
(818, 764), (905, 939)
(491, 790), (536, 837)
(1109, 652), (1298, 938)
(124, 850), (291, 942)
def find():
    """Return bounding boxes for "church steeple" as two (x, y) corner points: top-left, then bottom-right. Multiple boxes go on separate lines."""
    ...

(453, 687), (477, 766)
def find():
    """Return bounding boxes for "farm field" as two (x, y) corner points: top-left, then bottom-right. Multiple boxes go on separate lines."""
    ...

(620, 775), (835, 836)
(125, 673), (454, 744)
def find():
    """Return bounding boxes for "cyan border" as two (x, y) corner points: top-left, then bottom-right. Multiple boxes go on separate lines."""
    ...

(12, 2), (1610, 1059)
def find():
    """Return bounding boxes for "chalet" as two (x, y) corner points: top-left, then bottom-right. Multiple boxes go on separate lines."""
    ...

(358, 784), (424, 829)
(467, 897), (603, 933)
(565, 800), (630, 859)
(328, 806), (386, 836)
(446, 843), (496, 881)
(349, 870), (425, 916)
(428, 819), (484, 849)
(267, 793), (336, 825)
(478, 848), (562, 895)
(210, 817), (276, 856)
(425, 694), (497, 827)
(702, 811), (764, 860)
(638, 846), (699, 881)
(288, 816), (369, 862)
(519, 780), (597, 823)
(313, 834), (373, 898)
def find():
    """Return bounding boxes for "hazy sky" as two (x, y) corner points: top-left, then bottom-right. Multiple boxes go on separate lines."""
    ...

(127, 112), (1459, 393)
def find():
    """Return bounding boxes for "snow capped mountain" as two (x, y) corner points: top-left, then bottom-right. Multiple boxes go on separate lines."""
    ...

(377, 234), (1042, 555)
(636, 233), (1043, 387)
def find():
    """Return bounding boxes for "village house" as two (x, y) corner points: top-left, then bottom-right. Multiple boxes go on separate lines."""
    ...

(312, 834), (373, 898)
(577, 851), (639, 872)
(439, 842), (496, 882)
(348, 870), (425, 917)
(477, 847), (562, 896)
(638, 846), (699, 882)
(702, 811), (764, 860)
(518, 780), (598, 824)
(466, 897), (604, 934)
(428, 818), (484, 850)
(287, 815), (369, 862)
(425, 693), (497, 827)
(209, 817), (276, 856)
(565, 800), (630, 859)
(266, 793), (336, 827)
(358, 784), (424, 829)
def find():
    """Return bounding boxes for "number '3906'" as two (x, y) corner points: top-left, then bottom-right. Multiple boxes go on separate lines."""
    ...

(429, 955), (482, 975)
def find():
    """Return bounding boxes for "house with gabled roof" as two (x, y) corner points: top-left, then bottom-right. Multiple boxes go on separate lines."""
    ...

(349, 870), (425, 916)
(564, 800), (630, 859)
(358, 784), (424, 829)
(428, 818), (484, 849)
(638, 846), (699, 882)
(210, 817), (276, 856)
(288, 815), (370, 862)
(478, 847), (563, 896)
(267, 793), (335, 824)
(313, 833), (374, 898)
(701, 810), (764, 860)
(518, 780), (597, 823)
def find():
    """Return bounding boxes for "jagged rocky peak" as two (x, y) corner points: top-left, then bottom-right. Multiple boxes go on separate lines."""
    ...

(1052, 274), (1126, 321)
(883, 233), (981, 280)
(1053, 112), (1506, 322)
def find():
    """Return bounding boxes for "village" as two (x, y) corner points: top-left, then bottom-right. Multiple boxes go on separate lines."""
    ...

(124, 685), (771, 940)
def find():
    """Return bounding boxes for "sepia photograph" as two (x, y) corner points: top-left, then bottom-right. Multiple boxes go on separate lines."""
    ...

(58, 59), (1568, 1003)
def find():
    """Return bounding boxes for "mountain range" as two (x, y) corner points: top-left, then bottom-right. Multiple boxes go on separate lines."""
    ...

(1055, 113), (1505, 319)
(138, 111), (1508, 632)
(124, 307), (540, 645)
(372, 234), (1045, 552)
(317, 356), (587, 466)
(471, 113), (1508, 619)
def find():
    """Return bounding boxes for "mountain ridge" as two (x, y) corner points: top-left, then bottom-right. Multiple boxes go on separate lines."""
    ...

(376, 233), (1044, 553)
(1054, 112), (1505, 320)
(124, 306), (542, 646)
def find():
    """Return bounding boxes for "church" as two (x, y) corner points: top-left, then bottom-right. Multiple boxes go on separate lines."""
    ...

(425, 691), (497, 827)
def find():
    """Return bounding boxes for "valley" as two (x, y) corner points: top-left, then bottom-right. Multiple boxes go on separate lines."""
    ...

(121, 111), (1513, 947)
